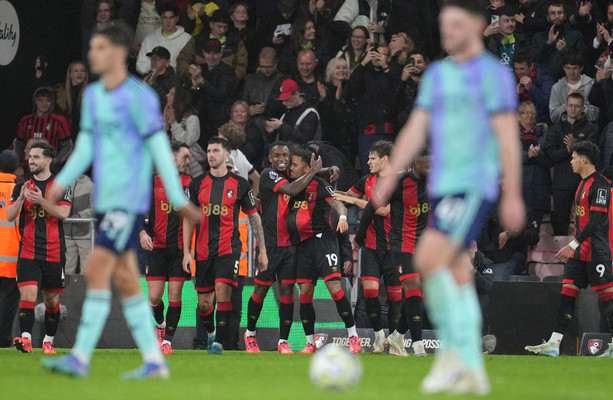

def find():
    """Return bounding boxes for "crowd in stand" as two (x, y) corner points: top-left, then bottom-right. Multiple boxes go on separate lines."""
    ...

(10, 0), (613, 281)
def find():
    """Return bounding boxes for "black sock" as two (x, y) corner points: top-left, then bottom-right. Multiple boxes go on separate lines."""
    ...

(197, 306), (216, 334)
(18, 301), (35, 336)
(406, 296), (423, 341)
(215, 302), (232, 345)
(279, 297), (294, 341)
(44, 304), (60, 337)
(554, 293), (577, 334)
(598, 295), (613, 333)
(396, 300), (408, 334)
(152, 300), (165, 325)
(333, 295), (356, 328)
(300, 295), (316, 336)
(247, 293), (265, 332)
(387, 300), (402, 333)
(365, 297), (382, 331)
(164, 302), (181, 341)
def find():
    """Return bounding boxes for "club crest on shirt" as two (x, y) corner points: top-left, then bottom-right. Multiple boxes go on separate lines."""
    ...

(227, 189), (235, 198)
(307, 192), (314, 202)
(184, 187), (191, 200)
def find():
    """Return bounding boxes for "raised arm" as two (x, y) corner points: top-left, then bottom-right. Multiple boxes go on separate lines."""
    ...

(276, 154), (323, 197)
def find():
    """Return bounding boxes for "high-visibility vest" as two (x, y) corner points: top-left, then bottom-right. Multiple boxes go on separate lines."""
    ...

(0, 173), (20, 278)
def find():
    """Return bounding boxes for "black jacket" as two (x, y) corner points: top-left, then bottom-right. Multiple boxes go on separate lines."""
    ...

(521, 124), (552, 212)
(472, 251), (494, 296)
(275, 102), (321, 144)
(318, 82), (353, 147)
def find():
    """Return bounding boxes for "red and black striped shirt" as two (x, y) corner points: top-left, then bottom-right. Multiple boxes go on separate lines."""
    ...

(189, 172), (257, 260)
(11, 176), (71, 262)
(286, 177), (335, 245)
(146, 173), (191, 250)
(16, 113), (71, 153)
(388, 171), (429, 253)
(573, 172), (611, 262)
(259, 167), (291, 248)
(350, 174), (391, 251)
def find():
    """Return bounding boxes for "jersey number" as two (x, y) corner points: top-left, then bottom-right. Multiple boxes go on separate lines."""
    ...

(596, 264), (606, 278)
(233, 260), (240, 275)
(325, 254), (338, 267)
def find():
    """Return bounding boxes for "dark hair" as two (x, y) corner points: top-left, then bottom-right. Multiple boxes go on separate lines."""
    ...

(229, 2), (249, 16)
(210, 9), (230, 24)
(291, 18), (315, 53)
(292, 146), (313, 165)
(547, 1), (565, 11)
(495, 6), (517, 17)
(603, 167), (613, 181)
(567, 92), (585, 104)
(157, 1), (179, 17)
(30, 141), (56, 159)
(170, 140), (189, 154)
(572, 141), (599, 166)
(170, 86), (196, 121)
(94, 21), (134, 50)
(268, 141), (289, 154)
(444, 0), (488, 18)
(0, 150), (19, 174)
(561, 48), (584, 67)
(513, 49), (533, 66)
(407, 50), (429, 63)
(208, 136), (231, 153)
(369, 140), (393, 159)
(96, 0), (117, 19)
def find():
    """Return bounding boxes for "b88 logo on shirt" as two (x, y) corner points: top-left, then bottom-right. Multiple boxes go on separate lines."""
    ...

(27, 205), (46, 219)
(292, 200), (309, 210)
(201, 204), (229, 216)
(576, 206), (586, 217)
(409, 203), (430, 217)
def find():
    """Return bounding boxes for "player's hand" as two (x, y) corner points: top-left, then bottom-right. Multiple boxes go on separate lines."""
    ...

(45, 181), (66, 204)
(556, 244), (574, 262)
(26, 186), (43, 204)
(332, 193), (353, 204)
(310, 153), (323, 173)
(498, 231), (510, 249)
(337, 218), (348, 233)
(257, 250), (268, 272)
(139, 231), (154, 251)
(328, 166), (340, 182)
(179, 203), (203, 224)
(372, 173), (396, 207)
(182, 252), (193, 274)
(499, 191), (526, 234)
(343, 261), (353, 274)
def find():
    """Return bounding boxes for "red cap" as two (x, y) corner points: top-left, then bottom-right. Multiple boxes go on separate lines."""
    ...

(278, 79), (299, 100)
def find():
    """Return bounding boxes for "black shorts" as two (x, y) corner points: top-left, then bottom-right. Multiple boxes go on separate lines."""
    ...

(295, 235), (341, 285)
(16, 258), (65, 293)
(146, 247), (191, 282)
(360, 248), (401, 288)
(96, 211), (144, 255)
(564, 259), (613, 291)
(391, 251), (420, 282)
(254, 246), (296, 286)
(195, 254), (240, 293)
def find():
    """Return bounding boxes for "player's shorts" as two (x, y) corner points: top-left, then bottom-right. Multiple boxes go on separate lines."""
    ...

(430, 192), (495, 249)
(360, 247), (401, 287)
(563, 259), (613, 291)
(254, 246), (296, 286)
(16, 258), (65, 292)
(391, 251), (420, 282)
(295, 234), (341, 285)
(96, 210), (145, 255)
(146, 247), (191, 282)
(195, 254), (240, 293)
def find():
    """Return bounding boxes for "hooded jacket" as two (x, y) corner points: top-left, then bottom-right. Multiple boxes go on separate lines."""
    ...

(137, 26), (192, 75)
(549, 74), (599, 124)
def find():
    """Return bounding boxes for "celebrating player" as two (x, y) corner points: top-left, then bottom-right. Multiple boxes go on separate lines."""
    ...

(139, 141), (192, 354)
(288, 147), (361, 354)
(7, 142), (71, 354)
(334, 140), (401, 354)
(373, 0), (525, 394)
(244, 142), (323, 353)
(42, 23), (201, 379)
(355, 153), (431, 357)
(182, 137), (268, 355)
(526, 142), (613, 357)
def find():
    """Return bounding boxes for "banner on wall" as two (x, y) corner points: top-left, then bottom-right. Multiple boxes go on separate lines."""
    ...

(0, 0), (20, 66)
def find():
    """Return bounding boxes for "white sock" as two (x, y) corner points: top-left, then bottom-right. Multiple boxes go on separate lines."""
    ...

(348, 326), (358, 337)
(549, 332), (563, 345)
(162, 340), (171, 346)
(143, 349), (165, 365)
(72, 349), (90, 364)
(22, 332), (32, 340)
(245, 329), (256, 337)
(374, 329), (384, 338)
(157, 321), (166, 329)
(43, 335), (54, 344)
(306, 334), (315, 345)
(278, 339), (288, 345)
(208, 329), (216, 337)
(391, 330), (401, 338)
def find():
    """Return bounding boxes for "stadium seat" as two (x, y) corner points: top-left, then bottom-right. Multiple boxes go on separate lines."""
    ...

(532, 262), (565, 281)
(508, 275), (540, 282)
(542, 275), (564, 283)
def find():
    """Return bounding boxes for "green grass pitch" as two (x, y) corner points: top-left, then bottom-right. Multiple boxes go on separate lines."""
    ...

(0, 349), (610, 400)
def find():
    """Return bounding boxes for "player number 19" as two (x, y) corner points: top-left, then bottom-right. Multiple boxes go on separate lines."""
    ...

(596, 264), (606, 278)
(325, 254), (338, 267)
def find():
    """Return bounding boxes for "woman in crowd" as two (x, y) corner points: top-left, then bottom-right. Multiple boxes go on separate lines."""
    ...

(229, 100), (263, 169)
(56, 61), (89, 140)
(388, 32), (414, 72)
(278, 18), (323, 76)
(164, 85), (205, 177)
(336, 26), (369, 76)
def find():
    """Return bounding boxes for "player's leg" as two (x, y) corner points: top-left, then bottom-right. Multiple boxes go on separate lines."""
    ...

(381, 253), (403, 345)
(587, 261), (613, 357)
(209, 255), (240, 354)
(13, 259), (41, 353)
(41, 290), (60, 354)
(245, 249), (275, 353)
(298, 282), (317, 353)
(195, 260), (216, 350)
(160, 278), (185, 353)
(145, 249), (169, 342)
(277, 281), (295, 353)
(360, 248), (384, 352)
(324, 278), (361, 354)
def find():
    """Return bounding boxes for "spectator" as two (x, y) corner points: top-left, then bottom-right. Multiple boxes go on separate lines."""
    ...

(336, 26), (370, 75)
(217, 123), (260, 196)
(137, 2), (192, 75)
(593, 4), (613, 58)
(396, 50), (428, 128)
(14, 88), (73, 166)
(529, 1), (585, 79)
(516, 0), (548, 38)
(64, 175), (94, 274)
(265, 79), (321, 144)
(513, 50), (554, 124)
(519, 102), (551, 224)
(229, 100), (263, 169)
(550, 49), (598, 124)
(306, 0), (345, 56)
(0, 150), (20, 348)
(82, 0), (117, 58)
(567, 0), (604, 46)
(388, 32), (414, 73)
(228, 2), (257, 72)
(180, 0), (231, 36)
(134, 0), (161, 48)
(484, 6), (527, 66)
(317, 57), (352, 159)
(279, 18), (324, 77)
(306, 140), (360, 192)
(56, 61), (89, 140)
(189, 38), (237, 145)
(260, 0), (299, 48)
(546, 92), (599, 235)
(142, 46), (179, 107)
(164, 86), (205, 178)
(386, 0), (441, 59)
(589, 49), (613, 128)
(343, 44), (397, 174)
(332, 0), (391, 44)
(294, 49), (322, 106)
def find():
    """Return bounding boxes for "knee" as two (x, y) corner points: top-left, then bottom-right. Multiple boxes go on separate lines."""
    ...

(278, 284), (294, 297)
(598, 289), (613, 304)
(561, 284), (580, 298)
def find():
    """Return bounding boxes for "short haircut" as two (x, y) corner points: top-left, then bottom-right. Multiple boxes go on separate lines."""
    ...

(259, 47), (278, 63)
(567, 92), (585, 104)
(268, 141), (289, 154)
(208, 136), (231, 153)
(572, 141), (599, 166)
(369, 140), (393, 159)
(407, 50), (429, 63)
(292, 146), (313, 165)
(495, 6), (517, 17)
(548, 1), (565, 10)
(513, 49), (533, 66)
(0, 150), (19, 174)
(297, 48), (316, 61)
(218, 123), (246, 149)
(444, 0), (488, 19)
(170, 140), (189, 154)
(561, 48), (584, 67)
(94, 21), (134, 50)
(210, 9), (230, 24)
(157, 1), (179, 16)
(30, 141), (56, 159)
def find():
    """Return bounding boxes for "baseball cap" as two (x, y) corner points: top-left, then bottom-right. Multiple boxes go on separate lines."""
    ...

(146, 46), (171, 59)
(203, 38), (222, 54)
(277, 79), (299, 100)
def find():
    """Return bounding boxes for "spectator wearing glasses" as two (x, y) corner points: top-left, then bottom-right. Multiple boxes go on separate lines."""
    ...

(336, 26), (370, 75)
